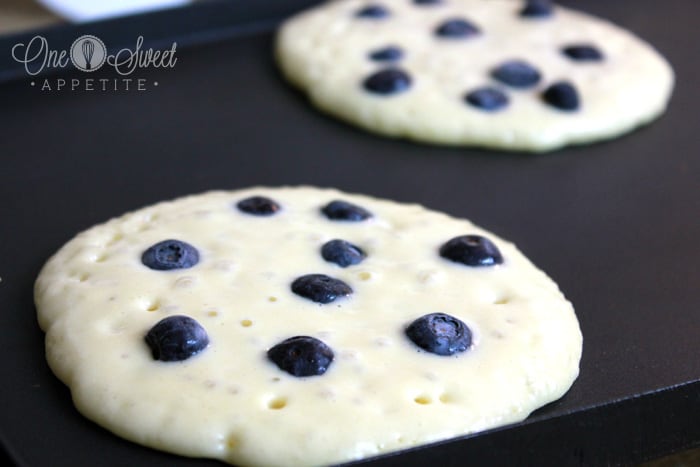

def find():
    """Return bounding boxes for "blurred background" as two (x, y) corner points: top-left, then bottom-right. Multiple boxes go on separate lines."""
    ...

(0, 0), (61, 35)
(0, 0), (192, 34)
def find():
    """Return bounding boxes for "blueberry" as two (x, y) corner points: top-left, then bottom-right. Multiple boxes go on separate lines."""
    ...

(465, 87), (509, 111)
(368, 45), (404, 62)
(413, 0), (443, 5)
(141, 239), (199, 271)
(542, 81), (580, 111)
(562, 44), (604, 62)
(439, 235), (504, 266)
(405, 313), (472, 356)
(363, 68), (412, 95)
(491, 60), (542, 88)
(321, 239), (366, 268)
(267, 336), (334, 377)
(145, 315), (209, 361)
(519, 0), (553, 18)
(321, 200), (373, 221)
(237, 196), (281, 216)
(355, 4), (390, 18)
(435, 18), (481, 39)
(291, 274), (353, 304)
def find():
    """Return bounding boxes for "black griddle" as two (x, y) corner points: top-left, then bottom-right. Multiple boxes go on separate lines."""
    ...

(1, 1), (699, 465)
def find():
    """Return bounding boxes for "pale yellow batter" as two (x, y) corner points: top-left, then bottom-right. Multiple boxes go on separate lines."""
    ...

(35, 186), (582, 466)
(276, 0), (674, 151)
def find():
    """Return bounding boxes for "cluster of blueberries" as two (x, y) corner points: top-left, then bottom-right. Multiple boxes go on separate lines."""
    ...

(357, 0), (604, 112)
(142, 195), (504, 377)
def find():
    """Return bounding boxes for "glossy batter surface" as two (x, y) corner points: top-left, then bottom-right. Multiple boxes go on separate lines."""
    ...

(35, 187), (582, 466)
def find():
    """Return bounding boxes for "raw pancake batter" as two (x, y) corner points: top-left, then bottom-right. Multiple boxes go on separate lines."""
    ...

(276, 0), (674, 151)
(35, 186), (582, 466)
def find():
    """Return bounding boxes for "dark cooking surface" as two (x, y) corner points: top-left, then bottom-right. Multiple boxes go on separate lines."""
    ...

(0, 0), (699, 465)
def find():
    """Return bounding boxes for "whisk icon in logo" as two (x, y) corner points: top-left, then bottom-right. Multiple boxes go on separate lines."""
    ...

(69, 35), (107, 72)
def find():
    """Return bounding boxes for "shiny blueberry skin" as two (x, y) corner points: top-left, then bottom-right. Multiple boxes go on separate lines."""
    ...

(321, 239), (366, 268)
(491, 60), (542, 88)
(363, 68), (412, 95)
(237, 196), (281, 216)
(267, 336), (334, 377)
(405, 313), (472, 356)
(439, 235), (504, 266)
(321, 200), (373, 221)
(562, 44), (604, 61)
(291, 274), (353, 304)
(519, 0), (553, 18)
(435, 18), (481, 38)
(145, 315), (209, 361)
(141, 239), (199, 271)
(542, 81), (580, 111)
(368, 45), (404, 62)
(465, 87), (509, 111)
(355, 4), (389, 18)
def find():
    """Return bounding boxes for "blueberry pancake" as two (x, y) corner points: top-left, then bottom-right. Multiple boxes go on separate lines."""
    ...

(276, 0), (674, 151)
(35, 186), (582, 466)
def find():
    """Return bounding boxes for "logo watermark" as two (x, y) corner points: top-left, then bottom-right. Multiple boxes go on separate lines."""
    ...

(11, 34), (177, 91)
(70, 35), (107, 72)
